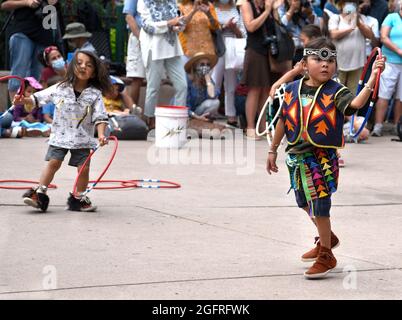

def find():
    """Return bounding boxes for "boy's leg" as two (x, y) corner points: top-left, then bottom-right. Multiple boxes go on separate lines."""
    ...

(66, 149), (96, 212)
(315, 216), (332, 249)
(23, 158), (62, 212)
(75, 164), (89, 194)
(304, 202), (337, 279)
(39, 159), (63, 187)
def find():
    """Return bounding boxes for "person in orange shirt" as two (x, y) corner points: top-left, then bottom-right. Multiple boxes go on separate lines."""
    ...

(179, 0), (221, 59)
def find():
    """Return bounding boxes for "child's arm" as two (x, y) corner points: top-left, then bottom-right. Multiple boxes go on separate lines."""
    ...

(349, 56), (386, 110)
(13, 84), (58, 108)
(269, 62), (303, 98)
(266, 117), (285, 175)
(43, 114), (53, 124)
(96, 122), (108, 146)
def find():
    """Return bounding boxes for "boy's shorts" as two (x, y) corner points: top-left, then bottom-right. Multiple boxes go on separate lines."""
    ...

(294, 189), (332, 217)
(45, 146), (90, 167)
(287, 148), (339, 218)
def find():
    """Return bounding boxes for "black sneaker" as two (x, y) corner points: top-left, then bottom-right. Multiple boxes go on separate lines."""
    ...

(22, 188), (49, 212)
(67, 193), (97, 212)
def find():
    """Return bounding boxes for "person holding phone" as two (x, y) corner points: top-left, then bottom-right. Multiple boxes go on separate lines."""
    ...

(178, 0), (221, 59)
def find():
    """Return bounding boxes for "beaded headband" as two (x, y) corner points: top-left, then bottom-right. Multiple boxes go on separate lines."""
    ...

(303, 48), (337, 60)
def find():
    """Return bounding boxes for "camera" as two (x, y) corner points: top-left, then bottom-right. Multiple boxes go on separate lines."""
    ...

(300, 0), (311, 8)
(34, 1), (49, 21)
(262, 35), (279, 56)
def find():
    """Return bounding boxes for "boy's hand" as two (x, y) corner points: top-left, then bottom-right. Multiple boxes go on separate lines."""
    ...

(266, 152), (278, 175)
(269, 83), (280, 99)
(370, 55), (386, 78)
(98, 135), (108, 147)
(13, 94), (30, 105)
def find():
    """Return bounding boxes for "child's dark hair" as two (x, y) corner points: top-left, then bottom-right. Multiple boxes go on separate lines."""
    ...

(303, 37), (336, 60)
(59, 50), (112, 95)
(301, 24), (322, 41)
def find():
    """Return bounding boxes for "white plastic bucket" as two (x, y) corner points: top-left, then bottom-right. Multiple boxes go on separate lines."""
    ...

(155, 105), (189, 148)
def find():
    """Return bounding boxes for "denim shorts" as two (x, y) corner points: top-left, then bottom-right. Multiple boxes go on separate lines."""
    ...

(45, 146), (90, 167)
(294, 190), (332, 217)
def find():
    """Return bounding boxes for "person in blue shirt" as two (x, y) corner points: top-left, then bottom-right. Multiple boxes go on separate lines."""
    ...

(123, 0), (146, 113)
(372, 3), (402, 137)
(184, 52), (220, 121)
(324, 0), (340, 15)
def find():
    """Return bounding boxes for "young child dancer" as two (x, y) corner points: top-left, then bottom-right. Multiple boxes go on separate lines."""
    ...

(266, 37), (385, 279)
(14, 50), (112, 213)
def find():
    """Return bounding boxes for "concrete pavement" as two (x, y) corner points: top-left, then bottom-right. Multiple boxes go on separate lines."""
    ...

(0, 132), (401, 299)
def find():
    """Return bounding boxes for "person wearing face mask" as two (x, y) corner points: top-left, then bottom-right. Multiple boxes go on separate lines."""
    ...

(185, 52), (221, 121)
(328, 0), (375, 95)
(38, 46), (67, 88)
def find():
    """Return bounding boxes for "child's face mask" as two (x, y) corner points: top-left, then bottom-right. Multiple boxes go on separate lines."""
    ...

(51, 58), (66, 70)
(343, 2), (357, 14)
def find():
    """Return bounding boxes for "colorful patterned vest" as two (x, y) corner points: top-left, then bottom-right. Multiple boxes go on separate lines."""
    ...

(282, 78), (348, 149)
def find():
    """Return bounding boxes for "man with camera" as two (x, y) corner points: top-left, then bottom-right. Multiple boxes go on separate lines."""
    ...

(1, 0), (61, 100)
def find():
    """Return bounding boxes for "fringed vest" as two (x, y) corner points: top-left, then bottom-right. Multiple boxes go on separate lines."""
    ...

(282, 78), (348, 149)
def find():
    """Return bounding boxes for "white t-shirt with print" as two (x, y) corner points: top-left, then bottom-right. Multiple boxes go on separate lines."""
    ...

(34, 83), (108, 149)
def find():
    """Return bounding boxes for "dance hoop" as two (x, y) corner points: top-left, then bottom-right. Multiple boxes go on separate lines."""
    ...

(256, 84), (286, 145)
(0, 75), (25, 119)
(0, 180), (57, 190)
(121, 179), (181, 189)
(88, 179), (137, 190)
(72, 136), (119, 197)
(350, 47), (382, 139)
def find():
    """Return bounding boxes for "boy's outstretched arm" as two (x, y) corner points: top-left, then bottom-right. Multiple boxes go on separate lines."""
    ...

(269, 62), (303, 98)
(266, 118), (285, 175)
(349, 56), (386, 110)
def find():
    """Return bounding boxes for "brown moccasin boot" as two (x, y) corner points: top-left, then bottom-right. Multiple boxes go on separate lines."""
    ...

(301, 232), (340, 262)
(304, 246), (337, 279)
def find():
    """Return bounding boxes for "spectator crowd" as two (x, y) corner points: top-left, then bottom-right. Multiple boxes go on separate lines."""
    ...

(1, 0), (401, 141)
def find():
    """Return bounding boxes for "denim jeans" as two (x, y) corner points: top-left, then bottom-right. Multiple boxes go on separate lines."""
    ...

(8, 33), (45, 92)
(144, 53), (187, 118)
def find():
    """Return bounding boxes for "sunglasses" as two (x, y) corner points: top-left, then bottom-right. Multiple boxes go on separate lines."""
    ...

(198, 63), (211, 67)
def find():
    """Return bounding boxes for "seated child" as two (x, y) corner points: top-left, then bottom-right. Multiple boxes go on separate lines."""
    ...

(11, 77), (51, 137)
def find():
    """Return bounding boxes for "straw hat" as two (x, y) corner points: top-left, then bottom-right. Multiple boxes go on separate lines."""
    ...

(62, 22), (92, 40)
(184, 52), (218, 74)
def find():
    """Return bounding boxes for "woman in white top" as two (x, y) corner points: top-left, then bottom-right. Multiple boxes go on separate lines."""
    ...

(328, 0), (375, 95)
(212, 0), (247, 126)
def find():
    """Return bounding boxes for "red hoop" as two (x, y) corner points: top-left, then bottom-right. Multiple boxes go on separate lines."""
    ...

(0, 180), (57, 190)
(121, 179), (181, 189)
(87, 179), (137, 190)
(72, 136), (119, 196)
